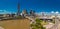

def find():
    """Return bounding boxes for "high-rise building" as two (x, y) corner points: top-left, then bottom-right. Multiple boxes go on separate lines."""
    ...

(17, 1), (20, 16)
(22, 9), (28, 17)
(30, 10), (35, 16)
(23, 9), (28, 14)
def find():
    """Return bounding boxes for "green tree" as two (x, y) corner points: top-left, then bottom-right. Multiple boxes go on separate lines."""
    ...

(31, 18), (46, 29)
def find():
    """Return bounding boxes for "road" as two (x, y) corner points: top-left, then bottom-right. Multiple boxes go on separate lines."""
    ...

(25, 16), (60, 29)
(49, 17), (60, 29)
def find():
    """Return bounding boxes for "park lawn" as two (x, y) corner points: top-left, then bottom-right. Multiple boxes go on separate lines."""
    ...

(41, 21), (48, 25)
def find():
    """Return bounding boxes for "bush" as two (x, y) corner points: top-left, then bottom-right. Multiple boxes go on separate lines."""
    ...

(16, 16), (22, 19)
(31, 18), (46, 29)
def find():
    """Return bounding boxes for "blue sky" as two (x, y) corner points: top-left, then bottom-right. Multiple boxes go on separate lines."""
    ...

(0, 0), (60, 14)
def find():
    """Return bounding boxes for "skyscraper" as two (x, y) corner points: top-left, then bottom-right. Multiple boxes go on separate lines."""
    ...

(22, 9), (28, 17)
(17, 0), (20, 16)
(30, 10), (35, 16)
(23, 9), (28, 14)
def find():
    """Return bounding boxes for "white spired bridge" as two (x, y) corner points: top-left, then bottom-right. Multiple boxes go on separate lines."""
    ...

(25, 16), (36, 29)
(25, 16), (35, 24)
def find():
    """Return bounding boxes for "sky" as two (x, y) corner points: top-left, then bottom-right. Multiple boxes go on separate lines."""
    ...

(0, 0), (60, 14)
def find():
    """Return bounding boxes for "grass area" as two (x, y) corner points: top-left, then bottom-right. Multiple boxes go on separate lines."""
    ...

(16, 16), (23, 19)
(31, 18), (46, 29)
(0, 19), (30, 29)
(41, 21), (48, 25)
(36, 18), (48, 25)
(31, 18), (55, 29)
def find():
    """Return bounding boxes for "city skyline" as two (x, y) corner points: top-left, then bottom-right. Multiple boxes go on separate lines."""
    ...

(0, 0), (60, 14)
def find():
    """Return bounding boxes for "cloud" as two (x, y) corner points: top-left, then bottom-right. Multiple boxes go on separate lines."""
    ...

(3, 10), (7, 12)
(0, 9), (16, 14)
(55, 11), (59, 14)
(0, 10), (3, 12)
(0, 10), (7, 12)
(0, 10), (9, 14)
(51, 11), (54, 13)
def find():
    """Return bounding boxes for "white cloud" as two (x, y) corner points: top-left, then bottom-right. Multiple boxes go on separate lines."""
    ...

(0, 10), (9, 14)
(0, 10), (3, 12)
(55, 11), (59, 14)
(3, 10), (7, 12)
(0, 10), (7, 12)
(51, 11), (54, 13)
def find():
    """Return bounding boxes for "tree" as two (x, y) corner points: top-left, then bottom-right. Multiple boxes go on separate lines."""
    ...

(30, 18), (46, 29)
